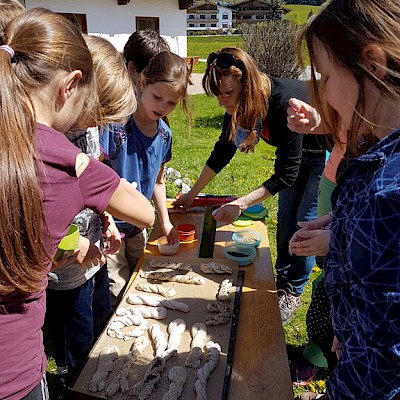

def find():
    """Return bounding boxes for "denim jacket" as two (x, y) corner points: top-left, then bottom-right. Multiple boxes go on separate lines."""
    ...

(325, 129), (400, 399)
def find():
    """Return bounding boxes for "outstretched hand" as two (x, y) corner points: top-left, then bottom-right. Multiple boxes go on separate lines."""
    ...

(172, 192), (195, 212)
(287, 98), (322, 134)
(212, 203), (241, 224)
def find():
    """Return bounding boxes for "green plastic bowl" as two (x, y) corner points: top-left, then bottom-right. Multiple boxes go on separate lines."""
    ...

(54, 224), (79, 261)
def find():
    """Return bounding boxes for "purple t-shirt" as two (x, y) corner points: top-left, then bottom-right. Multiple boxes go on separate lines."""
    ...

(0, 124), (120, 400)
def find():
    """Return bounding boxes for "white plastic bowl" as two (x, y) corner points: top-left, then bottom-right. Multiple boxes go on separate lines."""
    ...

(157, 236), (180, 255)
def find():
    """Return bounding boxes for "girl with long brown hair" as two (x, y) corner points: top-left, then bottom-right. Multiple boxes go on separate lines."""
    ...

(0, 8), (154, 399)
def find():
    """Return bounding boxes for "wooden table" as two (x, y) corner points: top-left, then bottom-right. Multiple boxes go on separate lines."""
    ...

(135, 209), (293, 400)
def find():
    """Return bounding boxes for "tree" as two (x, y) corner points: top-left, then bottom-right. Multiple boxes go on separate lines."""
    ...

(270, 0), (283, 21)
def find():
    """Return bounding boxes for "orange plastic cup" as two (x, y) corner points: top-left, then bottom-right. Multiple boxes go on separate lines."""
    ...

(176, 223), (196, 242)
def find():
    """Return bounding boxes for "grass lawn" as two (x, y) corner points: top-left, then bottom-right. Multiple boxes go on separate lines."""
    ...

(284, 4), (321, 24)
(187, 35), (243, 73)
(46, 94), (326, 398)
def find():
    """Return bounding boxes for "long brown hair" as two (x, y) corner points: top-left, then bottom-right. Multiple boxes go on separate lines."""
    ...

(0, 8), (93, 295)
(297, 0), (400, 157)
(203, 47), (271, 152)
(140, 51), (190, 118)
(0, 0), (25, 44)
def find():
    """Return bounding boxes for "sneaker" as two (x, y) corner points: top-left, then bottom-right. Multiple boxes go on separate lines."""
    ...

(278, 290), (301, 324)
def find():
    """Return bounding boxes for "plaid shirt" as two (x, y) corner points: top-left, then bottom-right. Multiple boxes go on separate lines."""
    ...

(325, 129), (400, 400)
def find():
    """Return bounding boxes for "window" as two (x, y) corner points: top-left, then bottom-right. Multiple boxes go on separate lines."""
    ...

(189, 14), (194, 19)
(223, 13), (228, 19)
(200, 23), (205, 27)
(58, 13), (87, 33)
(136, 16), (159, 32)
(223, 23), (228, 28)
(211, 23), (216, 27)
(200, 14), (205, 19)
(189, 23), (194, 27)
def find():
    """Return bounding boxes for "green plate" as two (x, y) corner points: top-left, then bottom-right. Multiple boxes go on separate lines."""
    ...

(242, 208), (269, 220)
(232, 217), (253, 227)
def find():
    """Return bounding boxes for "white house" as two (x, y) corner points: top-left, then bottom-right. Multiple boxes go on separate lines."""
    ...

(187, 1), (232, 32)
(23, 0), (194, 56)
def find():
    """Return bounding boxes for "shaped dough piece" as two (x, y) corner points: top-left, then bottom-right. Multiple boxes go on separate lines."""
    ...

(207, 301), (231, 314)
(107, 315), (148, 341)
(149, 323), (168, 357)
(89, 345), (119, 392)
(205, 312), (231, 326)
(200, 262), (232, 274)
(130, 356), (166, 398)
(194, 341), (221, 400)
(105, 336), (149, 396)
(162, 319), (186, 358)
(126, 293), (190, 313)
(116, 305), (168, 320)
(141, 270), (205, 285)
(149, 259), (192, 271)
(185, 323), (207, 368)
(135, 282), (176, 298)
(216, 278), (233, 302)
(162, 366), (187, 400)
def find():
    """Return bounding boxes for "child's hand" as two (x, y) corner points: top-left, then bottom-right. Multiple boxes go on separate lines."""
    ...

(289, 229), (331, 257)
(52, 236), (105, 270)
(332, 336), (342, 360)
(287, 98), (322, 133)
(164, 223), (179, 245)
(101, 213), (122, 255)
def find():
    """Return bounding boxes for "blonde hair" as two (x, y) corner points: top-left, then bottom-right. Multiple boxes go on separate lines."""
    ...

(297, 0), (400, 157)
(141, 51), (190, 118)
(203, 47), (271, 153)
(83, 35), (136, 126)
(0, 8), (93, 295)
(0, 0), (25, 44)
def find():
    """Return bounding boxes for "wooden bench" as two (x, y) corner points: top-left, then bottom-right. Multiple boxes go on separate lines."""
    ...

(183, 56), (199, 85)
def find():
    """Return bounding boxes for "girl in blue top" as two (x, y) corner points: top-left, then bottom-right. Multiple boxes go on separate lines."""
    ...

(294, 0), (400, 399)
(101, 51), (189, 305)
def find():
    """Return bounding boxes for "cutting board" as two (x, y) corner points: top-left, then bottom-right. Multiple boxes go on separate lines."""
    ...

(71, 255), (241, 400)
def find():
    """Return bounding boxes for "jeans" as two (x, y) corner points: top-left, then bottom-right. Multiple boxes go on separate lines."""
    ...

(22, 375), (49, 400)
(275, 150), (325, 296)
(45, 265), (112, 381)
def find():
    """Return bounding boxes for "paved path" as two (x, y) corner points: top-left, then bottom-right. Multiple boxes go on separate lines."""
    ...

(187, 72), (205, 95)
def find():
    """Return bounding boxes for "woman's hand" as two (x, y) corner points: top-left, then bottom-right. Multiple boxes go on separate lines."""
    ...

(101, 212), (122, 255)
(212, 203), (242, 224)
(163, 222), (179, 245)
(172, 192), (196, 211)
(287, 98), (322, 133)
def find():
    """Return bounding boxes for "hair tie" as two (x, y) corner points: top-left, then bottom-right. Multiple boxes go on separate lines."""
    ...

(0, 45), (15, 59)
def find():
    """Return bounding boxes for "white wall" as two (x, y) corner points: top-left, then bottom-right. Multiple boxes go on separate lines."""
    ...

(217, 6), (232, 30)
(25, 0), (187, 56)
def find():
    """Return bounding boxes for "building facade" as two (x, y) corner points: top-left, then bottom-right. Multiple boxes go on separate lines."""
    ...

(187, 1), (233, 31)
(24, 0), (193, 56)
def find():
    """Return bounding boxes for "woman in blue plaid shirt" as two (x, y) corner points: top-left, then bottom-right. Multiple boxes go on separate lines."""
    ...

(293, 0), (400, 399)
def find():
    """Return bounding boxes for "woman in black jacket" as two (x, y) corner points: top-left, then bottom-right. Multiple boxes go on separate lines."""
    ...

(174, 47), (325, 322)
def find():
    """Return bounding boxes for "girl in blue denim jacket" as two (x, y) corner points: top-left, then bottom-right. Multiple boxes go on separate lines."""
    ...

(294, 0), (400, 399)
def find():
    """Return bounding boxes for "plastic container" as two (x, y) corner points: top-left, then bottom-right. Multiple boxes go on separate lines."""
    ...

(224, 241), (256, 266)
(54, 224), (80, 261)
(232, 229), (262, 248)
(176, 223), (196, 242)
(157, 236), (180, 255)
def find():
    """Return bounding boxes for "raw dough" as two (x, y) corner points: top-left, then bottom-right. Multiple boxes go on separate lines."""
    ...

(185, 323), (207, 368)
(163, 319), (186, 358)
(105, 336), (149, 396)
(88, 345), (119, 392)
(200, 262), (232, 274)
(141, 270), (205, 285)
(216, 278), (233, 302)
(116, 305), (168, 320)
(107, 315), (148, 341)
(135, 282), (176, 298)
(194, 341), (221, 400)
(162, 366), (187, 400)
(149, 259), (192, 271)
(126, 293), (190, 313)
